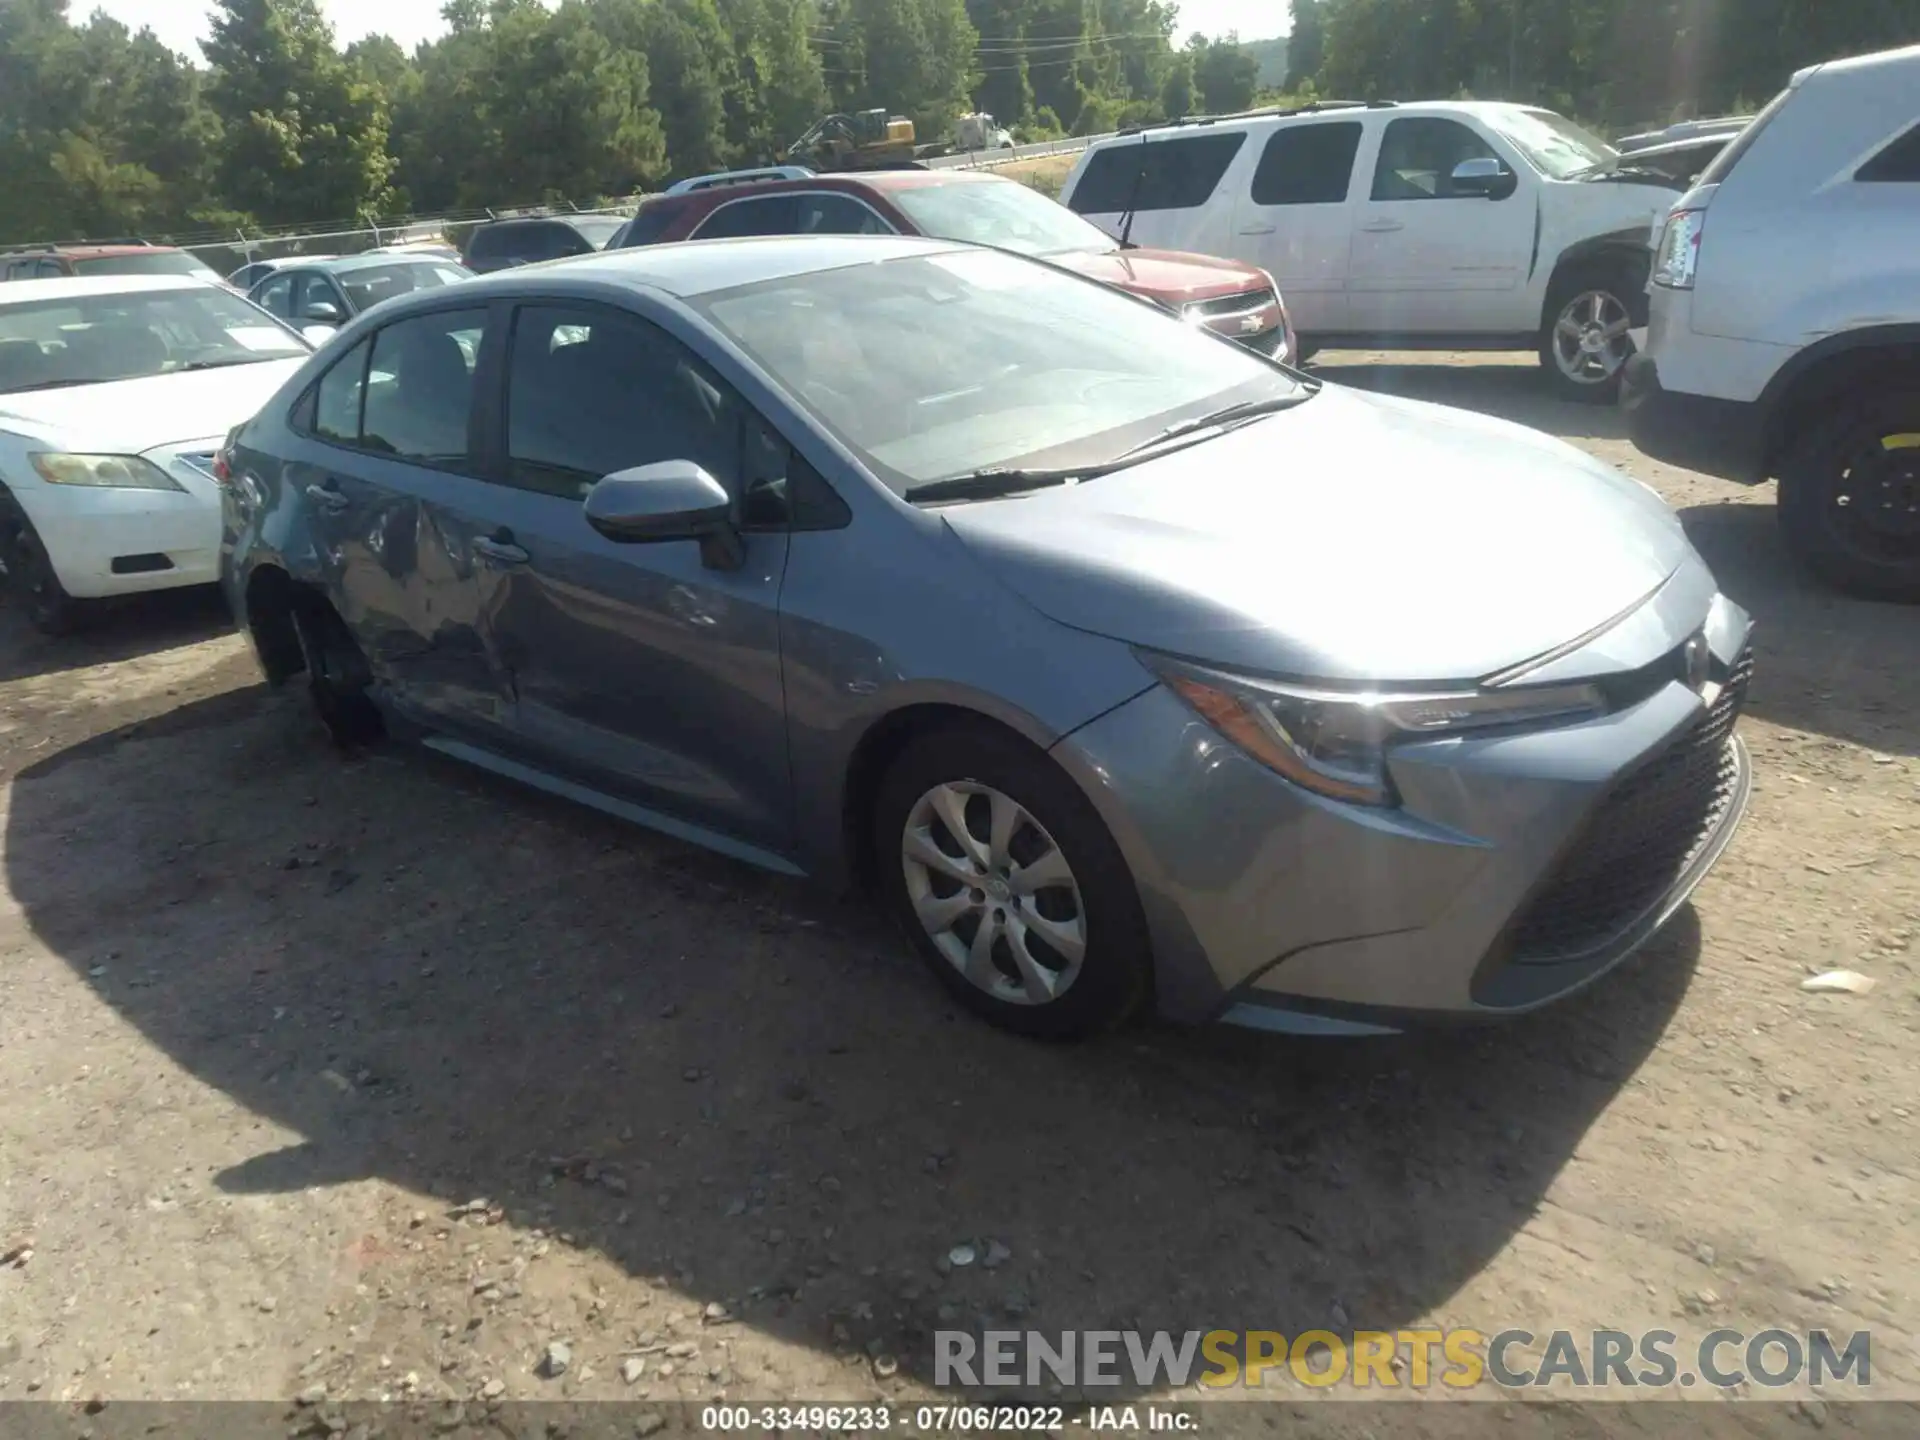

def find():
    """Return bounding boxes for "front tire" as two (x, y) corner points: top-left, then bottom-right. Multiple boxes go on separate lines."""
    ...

(1776, 388), (1920, 602)
(872, 723), (1150, 1039)
(1, 516), (83, 636)
(1540, 269), (1638, 403)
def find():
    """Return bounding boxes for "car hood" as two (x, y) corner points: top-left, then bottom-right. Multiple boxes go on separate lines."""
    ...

(1044, 247), (1270, 304)
(0, 359), (307, 452)
(939, 384), (1696, 685)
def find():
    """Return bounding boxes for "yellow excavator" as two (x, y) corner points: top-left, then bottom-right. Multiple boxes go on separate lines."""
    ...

(784, 110), (928, 172)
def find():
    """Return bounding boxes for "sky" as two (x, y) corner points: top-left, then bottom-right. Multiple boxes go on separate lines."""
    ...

(91, 0), (1287, 60)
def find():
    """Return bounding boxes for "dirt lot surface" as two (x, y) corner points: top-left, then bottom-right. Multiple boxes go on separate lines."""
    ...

(1, 354), (1916, 1430)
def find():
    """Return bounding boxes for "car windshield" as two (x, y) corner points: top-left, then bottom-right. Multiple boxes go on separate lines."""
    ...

(0, 287), (308, 393)
(696, 248), (1300, 493)
(335, 261), (472, 311)
(888, 179), (1118, 256)
(1491, 108), (1620, 179)
(569, 217), (628, 248)
(70, 251), (223, 281)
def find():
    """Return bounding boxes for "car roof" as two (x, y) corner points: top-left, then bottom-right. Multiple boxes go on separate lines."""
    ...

(28, 243), (183, 258)
(459, 234), (962, 300)
(305, 252), (465, 274)
(1090, 99), (1551, 148)
(0, 273), (219, 305)
(472, 215), (609, 231)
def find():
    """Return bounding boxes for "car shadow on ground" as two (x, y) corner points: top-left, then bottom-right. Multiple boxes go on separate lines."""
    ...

(9, 684), (1705, 1397)
(0, 584), (232, 684)
(1310, 357), (1626, 443)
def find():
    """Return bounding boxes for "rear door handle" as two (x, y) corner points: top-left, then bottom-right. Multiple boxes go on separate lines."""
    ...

(473, 532), (529, 565)
(1360, 218), (1405, 233)
(304, 482), (349, 513)
(1238, 223), (1277, 235)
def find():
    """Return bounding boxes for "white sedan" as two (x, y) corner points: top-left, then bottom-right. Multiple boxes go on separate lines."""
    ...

(0, 275), (312, 633)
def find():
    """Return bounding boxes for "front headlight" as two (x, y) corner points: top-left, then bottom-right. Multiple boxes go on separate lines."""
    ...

(29, 453), (185, 492)
(1142, 651), (1606, 807)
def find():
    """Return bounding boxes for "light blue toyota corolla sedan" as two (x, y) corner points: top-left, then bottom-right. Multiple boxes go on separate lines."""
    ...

(217, 235), (1753, 1040)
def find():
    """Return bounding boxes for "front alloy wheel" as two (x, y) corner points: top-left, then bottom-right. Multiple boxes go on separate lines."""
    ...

(874, 724), (1150, 1039)
(901, 780), (1087, 1007)
(1547, 288), (1634, 397)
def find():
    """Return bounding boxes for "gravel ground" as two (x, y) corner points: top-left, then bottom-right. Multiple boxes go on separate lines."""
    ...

(0, 354), (1915, 1427)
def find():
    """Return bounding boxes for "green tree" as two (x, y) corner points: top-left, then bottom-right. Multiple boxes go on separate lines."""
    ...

(1190, 35), (1259, 114)
(202, 0), (394, 223)
(1286, 0), (1324, 90)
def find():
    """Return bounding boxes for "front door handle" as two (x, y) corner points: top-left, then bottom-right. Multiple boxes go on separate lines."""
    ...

(1238, 222), (1277, 235)
(1360, 218), (1405, 233)
(304, 482), (349, 513)
(473, 531), (529, 565)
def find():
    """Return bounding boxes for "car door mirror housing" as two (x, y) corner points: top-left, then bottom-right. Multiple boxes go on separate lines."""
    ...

(585, 461), (743, 568)
(1450, 157), (1516, 199)
(303, 299), (344, 322)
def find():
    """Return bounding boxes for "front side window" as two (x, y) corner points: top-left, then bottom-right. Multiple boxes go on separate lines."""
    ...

(359, 308), (488, 465)
(504, 305), (749, 501)
(696, 248), (1301, 494)
(1250, 121), (1364, 205)
(890, 178), (1117, 254)
(1371, 117), (1503, 200)
(1065, 132), (1248, 214)
(0, 286), (308, 393)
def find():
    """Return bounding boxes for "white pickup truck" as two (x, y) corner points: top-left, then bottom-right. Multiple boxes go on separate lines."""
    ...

(1061, 100), (1684, 400)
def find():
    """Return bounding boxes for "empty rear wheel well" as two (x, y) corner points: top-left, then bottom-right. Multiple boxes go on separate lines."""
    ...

(243, 565), (330, 685)
(1765, 344), (1920, 473)
(840, 704), (1050, 894)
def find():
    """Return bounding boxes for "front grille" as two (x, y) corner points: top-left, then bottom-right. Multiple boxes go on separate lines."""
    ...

(1507, 645), (1754, 963)
(1184, 287), (1274, 321)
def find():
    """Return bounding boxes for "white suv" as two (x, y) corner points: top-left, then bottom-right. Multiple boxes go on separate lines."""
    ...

(1060, 100), (1683, 400)
(1624, 43), (1920, 602)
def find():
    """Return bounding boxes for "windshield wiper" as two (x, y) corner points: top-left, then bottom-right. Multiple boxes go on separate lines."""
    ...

(175, 357), (279, 371)
(1113, 394), (1311, 461)
(904, 467), (1085, 504)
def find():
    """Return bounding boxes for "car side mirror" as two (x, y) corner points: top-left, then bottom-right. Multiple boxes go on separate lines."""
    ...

(302, 299), (343, 323)
(585, 461), (742, 569)
(1450, 157), (1516, 199)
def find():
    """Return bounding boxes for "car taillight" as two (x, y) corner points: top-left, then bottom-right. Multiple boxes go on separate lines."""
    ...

(213, 428), (238, 484)
(1652, 208), (1705, 289)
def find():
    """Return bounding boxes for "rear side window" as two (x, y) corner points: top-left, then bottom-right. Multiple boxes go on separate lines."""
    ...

(620, 202), (678, 247)
(1066, 133), (1247, 214)
(312, 338), (372, 444)
(696, 195), (803, 239)
(1250, 121), (1363, 205)
(361, 309), (488, 465)
(1857, 121), (1920, 182)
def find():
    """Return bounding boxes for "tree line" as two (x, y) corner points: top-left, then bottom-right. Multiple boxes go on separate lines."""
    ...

(1287, 0), (1919, 131)
(3, 0), (1914, 247)
(0, 0), (1266, 244)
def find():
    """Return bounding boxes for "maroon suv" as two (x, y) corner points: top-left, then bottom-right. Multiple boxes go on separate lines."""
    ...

(618, 169), (1295, 362)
